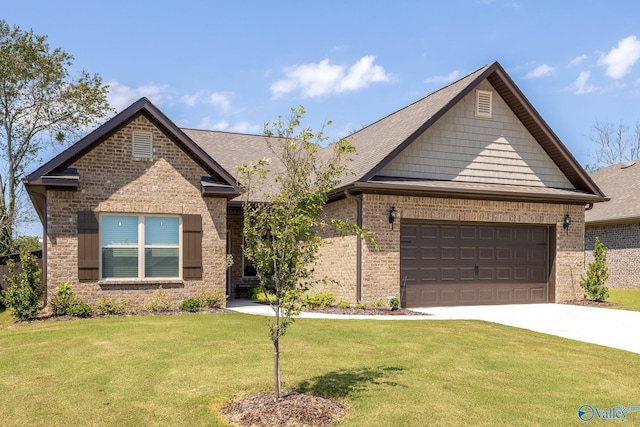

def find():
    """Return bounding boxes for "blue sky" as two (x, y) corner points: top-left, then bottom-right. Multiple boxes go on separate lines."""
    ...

(5, 0), (640, 235)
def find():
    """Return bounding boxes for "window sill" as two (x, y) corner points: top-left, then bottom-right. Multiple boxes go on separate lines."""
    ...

(98, 278), (183, 286)
(241, 276), (260, 281)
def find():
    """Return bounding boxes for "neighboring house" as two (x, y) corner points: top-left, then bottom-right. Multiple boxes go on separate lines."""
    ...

(23, 61), (607, 308)
(585, 160), (640, 288)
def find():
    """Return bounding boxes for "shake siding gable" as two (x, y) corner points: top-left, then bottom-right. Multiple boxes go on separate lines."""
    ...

(378, 81), (574, 189)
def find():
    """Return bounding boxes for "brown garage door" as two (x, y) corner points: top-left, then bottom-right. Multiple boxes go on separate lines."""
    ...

(401, 221), (549, 307)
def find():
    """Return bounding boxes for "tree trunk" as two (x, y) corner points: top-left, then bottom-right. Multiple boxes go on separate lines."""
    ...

(273, 305), (281, 400)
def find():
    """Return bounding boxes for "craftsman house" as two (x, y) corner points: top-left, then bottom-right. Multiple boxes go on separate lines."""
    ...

(23, 61), (607, 308)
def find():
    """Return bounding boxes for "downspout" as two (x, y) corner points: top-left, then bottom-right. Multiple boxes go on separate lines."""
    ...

(26, 188), (47, 307)
(344, 189), (363, 304)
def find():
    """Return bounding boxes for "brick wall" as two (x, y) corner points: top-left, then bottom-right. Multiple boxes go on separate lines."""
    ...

(585, 223), (640, 288)
(313, 197), (359, 303)
(45, 115), (228, 307)
(351, 194), (586, 304)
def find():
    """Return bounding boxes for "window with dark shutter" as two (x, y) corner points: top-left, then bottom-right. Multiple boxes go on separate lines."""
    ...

(77, 210), (99, 281)
(182, 214), (203, 279)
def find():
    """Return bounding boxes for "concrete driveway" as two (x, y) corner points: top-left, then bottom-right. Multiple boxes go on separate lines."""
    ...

(227, 300), (640, 354)
(414, 304), (640, 355)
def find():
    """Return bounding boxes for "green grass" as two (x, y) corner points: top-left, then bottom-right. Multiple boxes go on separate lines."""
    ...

(608, 288), (640, 311)
(1, 312), (639, 426)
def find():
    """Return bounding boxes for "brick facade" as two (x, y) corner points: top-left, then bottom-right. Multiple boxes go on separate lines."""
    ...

(585, 224), (640, 289)
(312, 194), (587, 304)
(45, 116), (228, 307)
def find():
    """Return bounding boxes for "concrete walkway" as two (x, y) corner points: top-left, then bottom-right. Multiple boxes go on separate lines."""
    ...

(226, 299), (640, 354)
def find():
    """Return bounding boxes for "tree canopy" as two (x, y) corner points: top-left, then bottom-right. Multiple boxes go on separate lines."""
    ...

(0, 20), (111, 254)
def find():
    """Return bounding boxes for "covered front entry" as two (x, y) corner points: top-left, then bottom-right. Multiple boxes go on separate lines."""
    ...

(401, 221), (549, 307)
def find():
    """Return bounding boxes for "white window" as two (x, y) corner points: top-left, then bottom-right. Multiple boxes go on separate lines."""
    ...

(475, 90), (493, 118)
(101, 214), (181, 279)
(132, 132), (153, 159)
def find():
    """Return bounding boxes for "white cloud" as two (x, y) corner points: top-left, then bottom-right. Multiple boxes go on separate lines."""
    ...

(599, 35), (640, 79)
(197, 117), (260, 134)
(569, 54), (588, 66)
(424, 70), (461, 84)
(180, 90), (233, 112)
(573, 71), (596, 94)
(271, 56), (391, 98)
(524, 64), (555, 79)
(228, 121), (262, 134)
(107, 81), (173, 112)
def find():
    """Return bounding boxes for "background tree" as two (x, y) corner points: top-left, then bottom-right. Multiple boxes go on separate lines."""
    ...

(586, 120), (640, 171)
(239, 106), (372, 400)
(0, 20), (112, 254)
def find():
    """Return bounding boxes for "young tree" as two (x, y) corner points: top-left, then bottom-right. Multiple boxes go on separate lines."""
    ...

(580, 236), (609, 302)
(239, 106), (369, 400)
(0, 20), (112, 253)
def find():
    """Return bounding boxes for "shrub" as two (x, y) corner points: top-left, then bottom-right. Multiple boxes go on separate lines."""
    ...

(197, 288), (227, 308)
(50, 283), (92, 317)
(338, 300), (350, 309)
(144, 287), (175, 312)
(389, 296), (400, 311)
(355, 303), (366, 310)
(251, 287), (276, 304)
(0, 250), (42, 320)
(68, 302), (93, 318)
(180, 297), (203, 312)
(580, 236), (610, 302)
(305, 291), (335, 309)
(372, 299), (386, 308)
(95, 297), (131, 315)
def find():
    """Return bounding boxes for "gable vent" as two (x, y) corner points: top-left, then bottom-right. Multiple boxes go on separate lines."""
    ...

(475, 90), (493, 118)
(132, 132), (153, 159)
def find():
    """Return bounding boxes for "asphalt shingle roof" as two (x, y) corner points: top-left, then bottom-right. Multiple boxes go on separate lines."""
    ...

(586, 161), (639, 224)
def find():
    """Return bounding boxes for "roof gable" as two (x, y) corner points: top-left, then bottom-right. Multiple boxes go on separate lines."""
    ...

(342, 61), (605, 200)
(378, 80), (574, 189)
(25, 98), (239, 191)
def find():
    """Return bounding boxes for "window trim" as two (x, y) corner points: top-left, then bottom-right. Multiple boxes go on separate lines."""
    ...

(99, 213), (182, 281)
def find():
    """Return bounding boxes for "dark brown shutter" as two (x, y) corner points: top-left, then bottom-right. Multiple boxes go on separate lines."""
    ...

(77, 210), (99, 281)
(183, 214), (202, 279)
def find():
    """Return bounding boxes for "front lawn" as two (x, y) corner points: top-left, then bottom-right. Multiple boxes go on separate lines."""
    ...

(0, 311), (639, 426)
(608, 288), (640, 311)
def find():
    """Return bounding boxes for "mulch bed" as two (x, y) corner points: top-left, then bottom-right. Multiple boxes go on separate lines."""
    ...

(221, 391), (347, 427)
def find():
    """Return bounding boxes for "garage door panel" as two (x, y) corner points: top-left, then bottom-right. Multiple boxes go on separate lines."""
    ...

(478, 247), (494, 260)
(441, 247), (457, 260)
(460, 227), (476, 240)
(421, 246), (437, 260)
(420, 268), (438, 281)
(459, 268), (476, 281)
(441, 226), (458, 239)
(440, 268), (458, 281)
(460, 247), (476, 260)
(401, 221), (549, 307)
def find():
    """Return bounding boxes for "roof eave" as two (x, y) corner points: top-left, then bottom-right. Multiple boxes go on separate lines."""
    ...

(338, 181), (608, 205)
